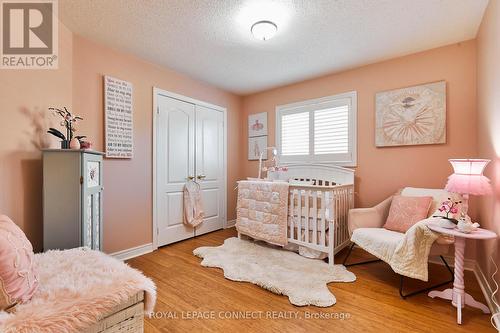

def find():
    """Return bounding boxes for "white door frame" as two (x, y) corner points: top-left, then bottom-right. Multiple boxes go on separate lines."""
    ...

(152, 87), (228, 250)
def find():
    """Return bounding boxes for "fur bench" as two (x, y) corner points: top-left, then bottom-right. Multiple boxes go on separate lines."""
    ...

(0, 248), (155, 333)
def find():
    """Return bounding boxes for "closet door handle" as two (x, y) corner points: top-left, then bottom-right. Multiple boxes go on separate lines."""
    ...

(197, 175), (206, 180)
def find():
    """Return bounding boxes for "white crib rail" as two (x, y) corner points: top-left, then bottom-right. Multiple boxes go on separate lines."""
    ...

(287, 183), (354, 260)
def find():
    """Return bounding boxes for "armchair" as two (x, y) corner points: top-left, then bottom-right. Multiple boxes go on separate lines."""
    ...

(343, 187), (454, 298)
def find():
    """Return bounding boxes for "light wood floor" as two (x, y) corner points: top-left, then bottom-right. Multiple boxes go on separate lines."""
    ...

(127, 228), (495, 332)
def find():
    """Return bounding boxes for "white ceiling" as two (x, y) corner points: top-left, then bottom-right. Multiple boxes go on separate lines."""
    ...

(59, 0), (489, 95)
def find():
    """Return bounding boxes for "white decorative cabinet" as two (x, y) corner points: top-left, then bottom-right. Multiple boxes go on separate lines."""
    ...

(42, 149), (104, 251)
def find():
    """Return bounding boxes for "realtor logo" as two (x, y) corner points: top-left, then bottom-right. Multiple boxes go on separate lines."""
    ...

(1, 0), (58, 69)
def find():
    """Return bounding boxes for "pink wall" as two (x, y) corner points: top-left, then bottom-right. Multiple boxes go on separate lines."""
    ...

(0, 26), (243, 253)
(476, 0), (500, 295)
(242, 41), (478, 211)
(72, 36), (242, 253)
(0, 23), (73, 251)
(0, 19), (484, 259)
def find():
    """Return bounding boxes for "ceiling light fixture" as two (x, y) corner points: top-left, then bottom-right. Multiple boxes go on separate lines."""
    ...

(251, 20), (278, 41)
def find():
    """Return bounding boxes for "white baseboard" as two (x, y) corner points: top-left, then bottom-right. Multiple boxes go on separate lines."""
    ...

(474, 261), (500, 331)
(225, 219), (236, 228)
(111, 243), (154, 261)
(430, 254), (499, 330)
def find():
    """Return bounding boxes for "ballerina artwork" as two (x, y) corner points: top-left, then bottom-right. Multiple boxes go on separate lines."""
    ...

(248, 136), (267, 160)
(375, 81), (446, 147)
(248, 112), (267, 137)
(253, 139), (261, 157)
(248, 112), (268, 160)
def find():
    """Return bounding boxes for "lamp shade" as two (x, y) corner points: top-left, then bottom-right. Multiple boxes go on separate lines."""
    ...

(445, 159), (492, 195)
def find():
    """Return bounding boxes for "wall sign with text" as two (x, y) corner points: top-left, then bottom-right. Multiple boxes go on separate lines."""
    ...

(104, 75), (133, 158)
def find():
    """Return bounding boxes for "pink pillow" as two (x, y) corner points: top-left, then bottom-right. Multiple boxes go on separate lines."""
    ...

(0, 215), (38, 311)
(383, 196), (433, 233)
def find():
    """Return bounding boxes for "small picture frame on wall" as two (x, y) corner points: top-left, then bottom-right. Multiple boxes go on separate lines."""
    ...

(248, 112), (268, 137)
(248, 136), (268, 160)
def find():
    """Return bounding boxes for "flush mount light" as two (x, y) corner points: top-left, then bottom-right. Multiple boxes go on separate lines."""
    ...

(251, 20), (278, 41)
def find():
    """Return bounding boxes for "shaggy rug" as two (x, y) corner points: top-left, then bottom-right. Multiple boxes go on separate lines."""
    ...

(194, 237), (356, 307)
(0, 248), (156, 333)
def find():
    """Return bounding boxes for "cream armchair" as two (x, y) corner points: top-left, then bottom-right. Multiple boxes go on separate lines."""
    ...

(343, 187), (454, 298)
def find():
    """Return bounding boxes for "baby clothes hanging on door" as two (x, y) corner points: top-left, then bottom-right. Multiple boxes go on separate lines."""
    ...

(183, 181), (205, 227)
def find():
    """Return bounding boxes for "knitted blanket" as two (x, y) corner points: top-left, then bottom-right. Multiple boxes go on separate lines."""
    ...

(351, 220), (439, 281)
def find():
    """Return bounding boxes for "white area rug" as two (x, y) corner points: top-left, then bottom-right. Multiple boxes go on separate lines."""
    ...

(193, 237), (356, 307)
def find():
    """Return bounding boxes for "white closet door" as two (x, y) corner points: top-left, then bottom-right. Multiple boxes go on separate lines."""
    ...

(194, 105), (225, 236)
(156, 95), (195, 246)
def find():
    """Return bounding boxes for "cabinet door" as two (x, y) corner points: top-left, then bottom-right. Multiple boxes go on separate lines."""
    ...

(82, 153), (103, 250)
(194, 105), (225, 236)
(156, 95), (196, 246)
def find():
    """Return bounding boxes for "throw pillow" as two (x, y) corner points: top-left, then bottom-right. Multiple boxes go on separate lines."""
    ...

(383, 195), (433, 233)
(0, 215), (38, 311)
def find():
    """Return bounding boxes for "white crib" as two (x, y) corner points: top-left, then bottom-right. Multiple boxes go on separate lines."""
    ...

(240, 164), (355, 266)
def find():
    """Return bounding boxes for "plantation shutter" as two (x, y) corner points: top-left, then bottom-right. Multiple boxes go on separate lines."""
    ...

(281, 111), (309, 155)
(313, 105), (349, 154)
(276, 91), (357, 166)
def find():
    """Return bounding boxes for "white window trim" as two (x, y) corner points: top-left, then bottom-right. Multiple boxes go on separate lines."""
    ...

(275, 91), (357, 167)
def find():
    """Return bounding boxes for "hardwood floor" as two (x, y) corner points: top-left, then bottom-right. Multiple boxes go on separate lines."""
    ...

(127, 228), (495, 332)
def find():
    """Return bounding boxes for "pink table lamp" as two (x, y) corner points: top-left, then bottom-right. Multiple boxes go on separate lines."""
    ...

(444, 159), (492, 216)
(429, 159), (496, 325)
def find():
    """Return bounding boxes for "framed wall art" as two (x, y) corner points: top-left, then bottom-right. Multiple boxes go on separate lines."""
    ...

(375, 81), (446, 147)
(248, 136), (268, 161)
(248, 112), (267, 137)
(104, 75), (134, 158)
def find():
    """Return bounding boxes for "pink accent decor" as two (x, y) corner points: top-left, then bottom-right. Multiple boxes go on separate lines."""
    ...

(428, 224), (497, 324)
(0, 215), (38, 311)
(383, 195), (433, 233)
(0, 247), (156, 333)
(445, 159), (492, 195)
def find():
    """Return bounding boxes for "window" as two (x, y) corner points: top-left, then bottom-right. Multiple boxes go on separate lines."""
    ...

(276, 91), (357, 166)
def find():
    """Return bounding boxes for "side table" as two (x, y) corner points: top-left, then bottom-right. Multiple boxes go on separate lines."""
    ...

(427, 224), (497, 324)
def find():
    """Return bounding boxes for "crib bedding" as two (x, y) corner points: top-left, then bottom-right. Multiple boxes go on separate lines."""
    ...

(236, 180), (290, 246)
(237, 177), (353, 266)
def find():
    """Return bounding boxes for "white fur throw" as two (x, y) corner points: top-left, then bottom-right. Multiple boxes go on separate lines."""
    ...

(0, 248), (156, 333)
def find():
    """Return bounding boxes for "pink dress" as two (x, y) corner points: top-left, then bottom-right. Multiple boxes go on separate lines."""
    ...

(183, 181), (205, 227)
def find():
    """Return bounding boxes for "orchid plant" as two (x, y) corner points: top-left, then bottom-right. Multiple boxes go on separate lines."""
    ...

(47, 107), (85, 148)
(434, 197), (462, 224)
